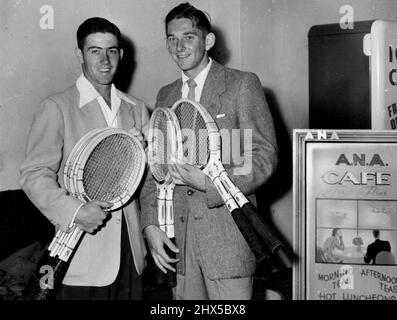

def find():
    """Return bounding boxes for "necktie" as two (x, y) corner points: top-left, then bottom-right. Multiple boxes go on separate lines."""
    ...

(187, 78), (197, 101)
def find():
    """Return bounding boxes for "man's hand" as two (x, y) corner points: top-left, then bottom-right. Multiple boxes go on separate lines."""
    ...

(168, 156), (206, 191)
(74, 200), (113, 233)
(144, 225), (179, 273)
(129, 127), (146, 148)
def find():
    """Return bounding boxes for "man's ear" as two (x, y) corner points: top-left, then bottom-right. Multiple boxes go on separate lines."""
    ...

(75, 47), (83, 64)
(205, 32), (216, 51)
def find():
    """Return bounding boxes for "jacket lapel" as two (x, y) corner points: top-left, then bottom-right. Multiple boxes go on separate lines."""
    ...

(166, 79), (183, 108)
(118, 101), (135, 130)
(200, 60), (226, 119)
(80, 99), (108, 129)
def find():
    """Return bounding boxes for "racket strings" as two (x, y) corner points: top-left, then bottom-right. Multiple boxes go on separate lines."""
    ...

(83, 136), (124, 200)
(151, 111), (172, 182)
(83, 135), (143, 201)
(174, 102), (209, 167)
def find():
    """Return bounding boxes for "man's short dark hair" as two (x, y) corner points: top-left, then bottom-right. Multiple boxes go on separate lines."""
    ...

(165, 2), (211, 35)
(373, 229), (380, 238)
(77, 17), (122, 50)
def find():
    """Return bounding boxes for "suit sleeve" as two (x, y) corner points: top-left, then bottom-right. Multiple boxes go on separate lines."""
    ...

(20, 98), (83, 231)
(205, 72), (278, 208)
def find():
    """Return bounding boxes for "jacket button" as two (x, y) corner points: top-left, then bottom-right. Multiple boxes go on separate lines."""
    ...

(180, 217), (185, 223)
(187, 189), (194, 195)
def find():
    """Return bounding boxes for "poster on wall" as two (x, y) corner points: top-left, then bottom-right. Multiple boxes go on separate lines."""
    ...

(293, 130), (397, 300)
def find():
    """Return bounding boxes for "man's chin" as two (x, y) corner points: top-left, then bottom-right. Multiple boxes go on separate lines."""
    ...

(97, 75), (116, 85)
(174, 60), (191, 71)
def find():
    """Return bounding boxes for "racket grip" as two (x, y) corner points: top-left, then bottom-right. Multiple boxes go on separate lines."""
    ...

(23, 253), (67, 300)
(230, 209), (270, 263)
(242, 202), (283, 253)
(153, 237), (177, 288)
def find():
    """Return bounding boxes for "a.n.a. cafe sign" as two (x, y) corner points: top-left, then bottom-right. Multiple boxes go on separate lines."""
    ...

(293, 130), (397, 300)
(321, 153), (391, 186)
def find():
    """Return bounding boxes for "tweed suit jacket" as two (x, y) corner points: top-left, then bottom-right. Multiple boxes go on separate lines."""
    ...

(140, 60), (278, 280)
(20, 84), (150, 286)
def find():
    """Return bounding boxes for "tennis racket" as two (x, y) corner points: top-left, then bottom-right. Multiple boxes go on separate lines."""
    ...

(172, 98), (283, 261)
(24, 128), (146, 300)
(147, 107), (183, 287)
(46, 128), (110, 258)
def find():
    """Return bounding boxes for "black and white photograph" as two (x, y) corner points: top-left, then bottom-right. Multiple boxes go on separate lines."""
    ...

(1, 0), (397, 310)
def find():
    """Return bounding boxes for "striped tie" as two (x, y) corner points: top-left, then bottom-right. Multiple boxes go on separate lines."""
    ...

(187, 78), (197, 101)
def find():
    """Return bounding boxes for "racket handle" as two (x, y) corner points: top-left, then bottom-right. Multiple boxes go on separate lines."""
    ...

(25, 228), (86, 300)
(48, 229), (62, 252)
(210, 176), (269, 262)
(50, 230), (69, 257)
(157, 196), (166, 232)
(23, 252), (67, 300)
(153, 237), (177, 288)
(58, 227), (84, 262)
(230, 208), (270, 263)
(242, 202), (283, 253)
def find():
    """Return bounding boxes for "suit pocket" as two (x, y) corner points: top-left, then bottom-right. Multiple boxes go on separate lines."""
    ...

(193, 207), (256, 280)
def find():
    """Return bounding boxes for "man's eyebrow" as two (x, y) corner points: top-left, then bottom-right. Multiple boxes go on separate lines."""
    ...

(87, 46), (102, 50)
(87, 46), (120, 50)
(166, 31), (199, 37)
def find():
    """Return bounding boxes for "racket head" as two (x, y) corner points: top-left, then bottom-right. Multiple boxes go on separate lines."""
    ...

(68, 129), (115, 198)
(64, 128), (116, 197)
(65, 128), (146, 211)
(171, 98), (220, 169)
(63, 128), (106, 192)
(148, 107), (182, 184)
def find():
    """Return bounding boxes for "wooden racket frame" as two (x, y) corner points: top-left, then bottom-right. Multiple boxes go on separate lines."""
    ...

(49, 128), (146, 262)
(148, 108), (183, 238)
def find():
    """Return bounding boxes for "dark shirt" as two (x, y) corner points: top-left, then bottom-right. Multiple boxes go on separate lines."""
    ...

(364, 239), (391, 264)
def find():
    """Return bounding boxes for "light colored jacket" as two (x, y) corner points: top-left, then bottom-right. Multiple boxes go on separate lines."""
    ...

(20, 85), (150, 286)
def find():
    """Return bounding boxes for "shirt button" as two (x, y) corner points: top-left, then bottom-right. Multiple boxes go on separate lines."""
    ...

(187, 189), (194, 196)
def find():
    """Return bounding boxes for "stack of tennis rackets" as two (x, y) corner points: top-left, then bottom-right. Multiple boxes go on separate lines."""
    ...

(24, 128), (146, 300)
(147, 107), (182, 287)
(148, 98), (284, 267)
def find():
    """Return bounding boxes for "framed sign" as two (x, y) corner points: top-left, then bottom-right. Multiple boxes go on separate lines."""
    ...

(293, 130), (397, 300)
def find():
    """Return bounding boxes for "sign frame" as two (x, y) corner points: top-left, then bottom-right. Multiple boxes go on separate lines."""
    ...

(293, 129), (397, 300)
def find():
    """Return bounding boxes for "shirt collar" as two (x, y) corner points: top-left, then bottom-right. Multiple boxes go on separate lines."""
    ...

(76, 73), (121, 109)
(181, 57), (212, 90)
